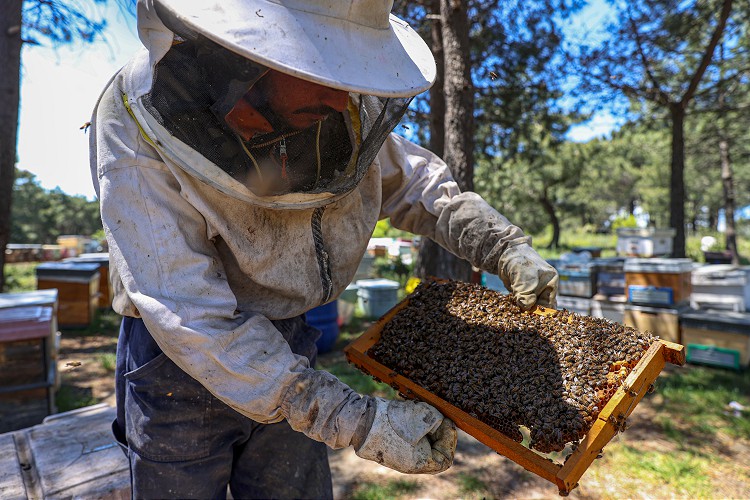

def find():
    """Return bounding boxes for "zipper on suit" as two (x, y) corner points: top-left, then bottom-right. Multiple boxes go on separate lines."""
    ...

(311, 207), (333, 304)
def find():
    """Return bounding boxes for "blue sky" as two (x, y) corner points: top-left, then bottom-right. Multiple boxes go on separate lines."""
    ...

(16, 0), (616, 199)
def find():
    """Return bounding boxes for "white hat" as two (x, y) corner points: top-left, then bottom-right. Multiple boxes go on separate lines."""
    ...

(153, 0), (437, 97)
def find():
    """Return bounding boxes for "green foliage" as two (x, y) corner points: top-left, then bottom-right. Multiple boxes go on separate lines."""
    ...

(11, 169), (102, 244)
(351, 480), (421, 500)
(3, 262), (37, 292)
(371, 256), (413, 288)
(611, 214), (638, 230)
(371, 219), (413, 240)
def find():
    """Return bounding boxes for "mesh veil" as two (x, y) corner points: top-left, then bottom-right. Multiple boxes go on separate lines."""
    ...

(139, 34), (412, 200)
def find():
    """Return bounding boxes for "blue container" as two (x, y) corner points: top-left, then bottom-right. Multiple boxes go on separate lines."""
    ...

(307, 301), (339, 353)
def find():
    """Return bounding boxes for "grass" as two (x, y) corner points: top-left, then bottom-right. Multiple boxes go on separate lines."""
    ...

(350, 479), (421, 500)
(67, 308), (121, 337)
(597, 444), (715, 499)
(318, 316), (397, 399)
(457, 473), (489, 497)
(55, 385), (98, 413)
(654, 365), (750, 442)
(99, 352), (117, 372)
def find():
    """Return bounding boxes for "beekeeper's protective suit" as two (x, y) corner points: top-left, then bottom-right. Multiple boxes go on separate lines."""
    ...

(89, 0), (559, 497)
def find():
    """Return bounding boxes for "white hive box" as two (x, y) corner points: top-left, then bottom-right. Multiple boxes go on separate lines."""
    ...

(616, 228), (676, 258)
(690, 264), (750, 312)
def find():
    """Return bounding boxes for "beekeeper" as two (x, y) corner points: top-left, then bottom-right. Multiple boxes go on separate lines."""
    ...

(89, 0), (559, 497)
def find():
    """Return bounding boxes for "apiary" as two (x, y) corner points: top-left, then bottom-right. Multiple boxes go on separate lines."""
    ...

(593, 258), (626, 296)
(557, 295), (592, 316)
(345, 280), (685, 495)
(36, 262), (101, 328)
(690, 264), (750, 312)
(0, 290), (60, 433)
(554, 262), (597, 298)
(623, 304), (685, 344)
(681, 310), (750, 369)
(624, 258), (693, 307)
(591, 294), (627, 324)
(616, 227), (676, 257)
(64, 253), (112, 309)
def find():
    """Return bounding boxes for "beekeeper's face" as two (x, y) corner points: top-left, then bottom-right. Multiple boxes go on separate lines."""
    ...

(258, 70), (350, 129)
(226, 70), (349, 138)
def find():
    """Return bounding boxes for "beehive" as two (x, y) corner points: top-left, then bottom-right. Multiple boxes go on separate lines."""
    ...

(345, 280), (685, 495)
(36, 262), (100, 328)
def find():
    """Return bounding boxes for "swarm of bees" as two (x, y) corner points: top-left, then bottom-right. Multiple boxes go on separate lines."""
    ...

(369, 281), (656, 453)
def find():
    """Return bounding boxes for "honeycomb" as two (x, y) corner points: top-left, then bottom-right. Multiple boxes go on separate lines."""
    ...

(369, 281), (656, 453)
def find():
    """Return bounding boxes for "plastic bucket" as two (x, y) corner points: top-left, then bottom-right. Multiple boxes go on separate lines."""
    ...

(356, 279), (400, 319)
(307, 300), (339, 353)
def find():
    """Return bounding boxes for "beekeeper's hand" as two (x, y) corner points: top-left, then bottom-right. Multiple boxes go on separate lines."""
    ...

(353, 398), (457, 474)
(499, 243), (558, 310)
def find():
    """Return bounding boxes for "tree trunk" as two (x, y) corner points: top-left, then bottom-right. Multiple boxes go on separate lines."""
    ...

(540, 195), (560, 249)
(719, 135), (740, 264)
(0, 0), (24, 292)
(716, 44), (741, 265)
(428, 0), (445, 158)
(669, 104), (687, 258)
(416, 0), (474, 282)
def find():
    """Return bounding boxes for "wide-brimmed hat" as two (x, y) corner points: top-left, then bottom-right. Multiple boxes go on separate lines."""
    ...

(152, 0), (437, 97)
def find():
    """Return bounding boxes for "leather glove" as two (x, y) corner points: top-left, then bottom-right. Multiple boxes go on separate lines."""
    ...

(354, 398), (457, 474)
(498, 243), (558, 310)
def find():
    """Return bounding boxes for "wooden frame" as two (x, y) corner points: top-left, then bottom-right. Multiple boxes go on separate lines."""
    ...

(344, 290), (686, 495)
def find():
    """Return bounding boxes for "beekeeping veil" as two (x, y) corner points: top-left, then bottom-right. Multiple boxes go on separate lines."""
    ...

(130, 0), (436, 209)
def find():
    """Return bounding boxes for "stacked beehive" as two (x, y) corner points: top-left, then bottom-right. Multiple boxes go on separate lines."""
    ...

(681, 264), (750, 369)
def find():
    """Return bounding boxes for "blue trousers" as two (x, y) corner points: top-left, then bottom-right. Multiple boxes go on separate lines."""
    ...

(113, 316), (332, 499)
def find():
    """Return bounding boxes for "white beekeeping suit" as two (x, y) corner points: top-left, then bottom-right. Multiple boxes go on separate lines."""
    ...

(89, 0), (557, 482)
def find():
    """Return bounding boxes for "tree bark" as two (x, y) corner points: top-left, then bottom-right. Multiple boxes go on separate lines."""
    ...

(719, 136), (739, 264)
(717, 44), (741, 265)
(540, 194), (560, 249)
(669, 104), (686, 258)
(428, 0), (445, 158)
(0, 0), (24, 291)
(416, 0), (474, 282)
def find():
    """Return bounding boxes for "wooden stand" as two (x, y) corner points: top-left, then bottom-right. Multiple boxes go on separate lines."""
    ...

(344, 295), (685, 495)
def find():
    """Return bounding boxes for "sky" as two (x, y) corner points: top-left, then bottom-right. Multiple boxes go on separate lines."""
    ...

(15, 0), (616, 199)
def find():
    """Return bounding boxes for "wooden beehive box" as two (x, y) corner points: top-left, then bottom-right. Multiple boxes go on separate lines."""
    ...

(0, 291), (60, 433)
(624, 258), (693, 307)
(36, 262), (100, 328)
(344, 281), (685, 495)
(0, 404), (129, 498)
(65, 253), (112, 309)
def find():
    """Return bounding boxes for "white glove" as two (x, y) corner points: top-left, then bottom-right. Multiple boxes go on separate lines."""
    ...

(354, 398), (457, 474)
(499, 243), (558, 310)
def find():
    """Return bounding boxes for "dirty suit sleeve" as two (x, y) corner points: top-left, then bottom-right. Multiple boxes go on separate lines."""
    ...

(377, 133), (529, 274)
(91, 84), (369, 450)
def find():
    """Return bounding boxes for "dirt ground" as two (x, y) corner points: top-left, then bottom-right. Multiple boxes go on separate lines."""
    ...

(57, 335), (750, 500)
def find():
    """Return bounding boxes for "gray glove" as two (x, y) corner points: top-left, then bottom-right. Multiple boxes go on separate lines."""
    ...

(282, 370), (456, 474)
(354, 398), (457, 474)
(498, 243), (559, 310)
